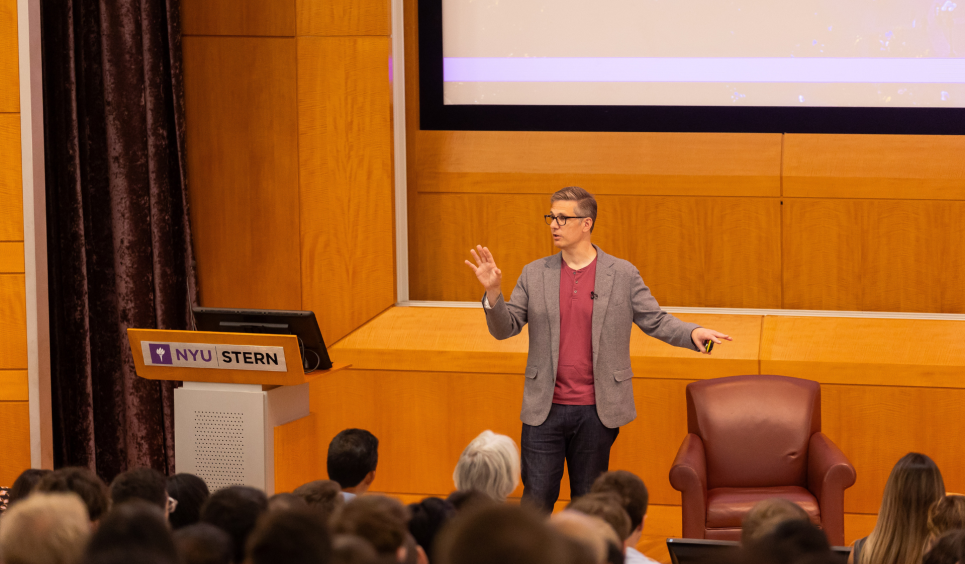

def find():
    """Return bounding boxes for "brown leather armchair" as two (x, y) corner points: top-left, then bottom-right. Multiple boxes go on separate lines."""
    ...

(669, 375), (856, 546)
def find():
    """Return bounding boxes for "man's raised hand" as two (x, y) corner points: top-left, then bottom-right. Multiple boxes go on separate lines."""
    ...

(465, 245), (502, 304)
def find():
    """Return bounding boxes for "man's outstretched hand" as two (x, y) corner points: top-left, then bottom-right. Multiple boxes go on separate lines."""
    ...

(691, 327), (733, 354)
(465, 245), (502, 305)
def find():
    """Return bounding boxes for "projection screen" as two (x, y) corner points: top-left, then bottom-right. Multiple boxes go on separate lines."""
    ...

(419, 0), (965, 133)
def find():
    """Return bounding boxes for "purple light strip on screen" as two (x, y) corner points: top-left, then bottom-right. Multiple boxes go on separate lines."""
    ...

(443, 57), (965, 83)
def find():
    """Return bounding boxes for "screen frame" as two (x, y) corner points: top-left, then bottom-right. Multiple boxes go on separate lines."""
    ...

(418, 0), (965, 134)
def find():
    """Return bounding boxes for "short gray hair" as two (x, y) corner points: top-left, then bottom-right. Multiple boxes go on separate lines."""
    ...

(0, 492), (91, 564)
(453, 430), (520, 502)
(551, 186), (597, 232)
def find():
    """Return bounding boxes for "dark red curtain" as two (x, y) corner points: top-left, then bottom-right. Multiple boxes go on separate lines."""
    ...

(41, 0), (196, 481)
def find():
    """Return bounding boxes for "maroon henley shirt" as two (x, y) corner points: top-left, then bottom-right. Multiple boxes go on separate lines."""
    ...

(554, 256), (597, 405)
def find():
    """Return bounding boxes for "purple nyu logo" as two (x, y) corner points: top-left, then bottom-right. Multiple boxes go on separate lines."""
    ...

(141, 341), (286, 371)
(149, 344), (172, 365)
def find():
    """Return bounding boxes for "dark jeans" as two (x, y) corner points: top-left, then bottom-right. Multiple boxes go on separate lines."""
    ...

(520, 403), (620, 512)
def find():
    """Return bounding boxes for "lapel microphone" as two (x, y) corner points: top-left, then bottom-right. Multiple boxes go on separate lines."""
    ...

(590, 292), (598, 300)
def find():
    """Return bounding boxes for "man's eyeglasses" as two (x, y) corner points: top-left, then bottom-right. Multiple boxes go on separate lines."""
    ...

(544, 214), (589, 227)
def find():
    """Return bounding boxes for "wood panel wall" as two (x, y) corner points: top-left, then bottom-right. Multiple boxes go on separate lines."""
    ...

(402, 0), (965, 311)
(182, 0), (395, 344)
(274, 306), (965, 550)
(0, 0), (32, 486)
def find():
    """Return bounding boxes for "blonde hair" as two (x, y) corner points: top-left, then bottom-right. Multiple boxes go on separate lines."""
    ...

(927, 495), (965, 539)
(0, 492), (91, 564)
(453, 430), (520, 502)
(859, 453), (945, 564)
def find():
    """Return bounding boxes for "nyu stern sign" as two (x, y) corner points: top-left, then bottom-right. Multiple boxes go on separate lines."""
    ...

(140, 341), (288, 372)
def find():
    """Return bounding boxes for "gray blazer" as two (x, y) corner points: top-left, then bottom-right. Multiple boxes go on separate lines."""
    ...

(484, 246), (701, 428)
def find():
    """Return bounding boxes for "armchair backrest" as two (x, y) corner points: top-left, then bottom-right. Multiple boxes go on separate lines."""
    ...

(686, 375), (821, 489)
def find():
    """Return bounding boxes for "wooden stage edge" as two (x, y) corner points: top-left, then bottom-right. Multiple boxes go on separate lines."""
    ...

(270, 305), (963, 553)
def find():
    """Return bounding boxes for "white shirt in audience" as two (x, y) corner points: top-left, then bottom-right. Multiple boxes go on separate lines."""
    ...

(341, 491), (356, 502)
(625, 546), (659, 564)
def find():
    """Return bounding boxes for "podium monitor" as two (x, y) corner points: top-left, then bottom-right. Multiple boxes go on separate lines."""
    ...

(192, 307), (333, 371)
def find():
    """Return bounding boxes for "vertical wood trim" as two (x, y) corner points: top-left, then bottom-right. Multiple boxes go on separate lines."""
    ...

(392, 0), (408, 303)
(18, 0), (51, 468)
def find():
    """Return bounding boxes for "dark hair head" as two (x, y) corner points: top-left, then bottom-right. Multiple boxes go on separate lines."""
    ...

(36, 467), (111, 521)
(550, 187), (598, 232)
(408, 497), (457, 557)
(923, 529), (965, 564)
(567, 493), (632, 541)
(332, 534), (379, 564)
(744, 519), (832, 564)
(174, 522), (234, 564)
(293, 479), (344, 520)
(327, 429), (379, 489)
(741, 498), (810, 546)
(167, 473), (210, 529)
(81, 549), (178, 564)
(110, 468), (168, 511)
(590, 471), (649, 532)
(246, 508), (332, 564)
(200, 486), (269, 563)
(268, 492), (308, 512)
(333, 495), (410, 556)
(435, 504), (589, 564)
(8, 468), (52, 504)
(445, 489), (496, 513)
(84, 500), (179, 563)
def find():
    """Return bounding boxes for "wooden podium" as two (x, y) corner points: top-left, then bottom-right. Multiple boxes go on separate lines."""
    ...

(128, 328), (347, 494)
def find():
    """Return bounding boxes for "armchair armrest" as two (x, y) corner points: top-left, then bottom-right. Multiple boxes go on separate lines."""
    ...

(808, 432), (856, 546)
(669, 433), (708, 538)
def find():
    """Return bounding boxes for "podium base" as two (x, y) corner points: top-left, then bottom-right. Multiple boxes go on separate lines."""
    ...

(173, 381), (309, 494)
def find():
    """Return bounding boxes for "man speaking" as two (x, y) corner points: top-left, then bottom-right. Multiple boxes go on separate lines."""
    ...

(465, 187), (731, 511)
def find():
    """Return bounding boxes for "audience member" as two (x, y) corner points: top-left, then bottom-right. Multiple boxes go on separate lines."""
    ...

(269, 492), (309, 512)
(200, 485), (269, 564)
(850, 452), (945, 564)
(110, 467), (168, 513)
(332, 534), (380, 564)
(293, 479), (344, 520)
(744, 519), (834, 564)
(922, 530), (965, 564)
(167, 473), (210, 529)
(435, 504), (592, 564)
(550, 510), (624, 564)
(0, 492), (91, 564)
(8, 468), (52, 506)
(82, 501), (179, 564)
(408, 497), (456, 559)
(452, 430), (520, 503)
(174, 523), (234, 564)
(246, 508), (333, 564)
(36, 467), (111, 523)
(567, 492), (633, 542)
(332, 495), (410, 562)
(328, 429), (380, 500)
(444, 489), (494, 513)
(741, 498), (811, 546)
(402, 534), (429, 564)
(590, 470), (653, 564)
(0, 486), (8, 512)
(927, 495), (965, 546)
